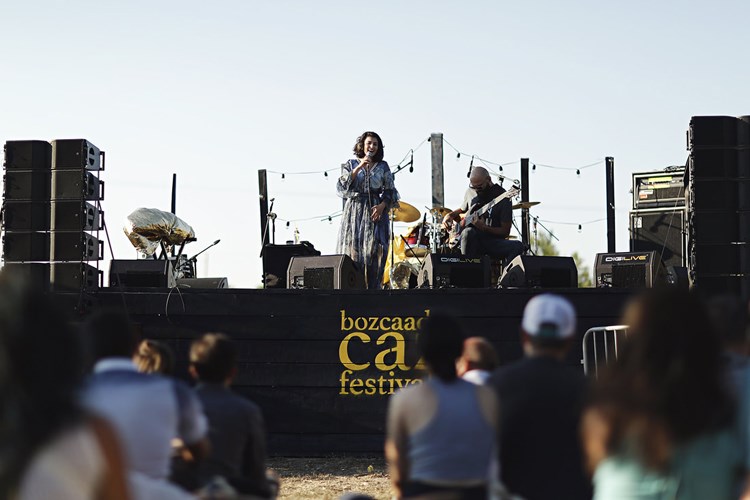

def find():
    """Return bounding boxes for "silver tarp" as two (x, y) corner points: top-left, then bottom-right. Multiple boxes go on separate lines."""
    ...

(124, 208), (195, 256)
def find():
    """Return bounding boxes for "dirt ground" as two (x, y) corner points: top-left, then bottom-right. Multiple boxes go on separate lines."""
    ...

(267, 456), (392, 500)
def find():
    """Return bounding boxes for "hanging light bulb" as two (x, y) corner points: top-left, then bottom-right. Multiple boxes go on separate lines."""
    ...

(328, 216), (332, 223)
(409, 165), (414, 173)
(324, 171), (328, 178)
(281, 173), (286, 180)
(532, 164), (536, 171)
(499, 166), (503, 171)
(576, 169), (580, 176)
(286, 221), (290, 228)
(456, 152), (461, 159)
(578, 224), (582, 232)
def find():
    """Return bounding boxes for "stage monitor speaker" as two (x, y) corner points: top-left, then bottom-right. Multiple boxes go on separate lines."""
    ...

(2, 201), (50, 231)
(51, 139), (101, 171)
(109, 259), (175, 288)
(3, 140), (51, 170)
(287, 254), (364, 289)
(51, 170), (103, 200)
(417, 255), (490, 288)
(629, 208), (686, 268)
(3, 170), (50, 201)
(594, 251), (666, 288)
(176, 277), (229, 289)
(262, 242), (320, 288)
(498, 255), (578, 288)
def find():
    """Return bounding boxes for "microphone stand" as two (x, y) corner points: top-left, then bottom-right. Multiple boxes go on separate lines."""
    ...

(189, 239), (221, 277)
(259, 198), (277, 258)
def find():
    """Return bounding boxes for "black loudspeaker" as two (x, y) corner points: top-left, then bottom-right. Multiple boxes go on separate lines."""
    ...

(689, 116), (738, 148)
(417, 255), (490, 288)
(629, 208), (686, 268)
(262, 242), (320, 288)
(287, 254), (364, 289)
(3, 140), (51, 170)
(3, 233), (50, 261)
(3, 171), (50, 201)
(51, 170), (103, 200)
(1, 262), (100, 291)
(51, 139), (101, 170)
(632, 169), (685, 209)
(594, 251), (666, 288)
(498, 255), (578, 288)
(50, 201), (101, 231)
(109, 259), (175, 288)
(49, 232), (102, 261)
(2, 201), (50, 231)
(176, 277), (229, 289)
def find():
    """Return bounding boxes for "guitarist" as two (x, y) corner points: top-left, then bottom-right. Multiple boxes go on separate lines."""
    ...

(442, 167), (524, 266)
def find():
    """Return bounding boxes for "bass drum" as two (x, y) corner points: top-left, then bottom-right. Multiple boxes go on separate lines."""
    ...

(389, 260), (419, 289)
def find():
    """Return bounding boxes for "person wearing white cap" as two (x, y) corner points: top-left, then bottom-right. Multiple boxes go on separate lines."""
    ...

(487, 294), (591, 500)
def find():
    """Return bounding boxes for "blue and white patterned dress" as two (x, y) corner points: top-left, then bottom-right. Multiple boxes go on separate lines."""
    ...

(336, 159), (400, 289)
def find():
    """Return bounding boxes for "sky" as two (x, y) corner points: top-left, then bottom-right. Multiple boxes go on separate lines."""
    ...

(1, 1), (748, 288)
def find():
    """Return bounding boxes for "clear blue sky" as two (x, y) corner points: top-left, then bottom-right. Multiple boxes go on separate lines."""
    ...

(2, 1), (748, 287)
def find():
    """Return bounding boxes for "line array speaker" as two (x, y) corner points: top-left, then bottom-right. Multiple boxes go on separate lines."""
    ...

(51, 139), (101, 171)
(498, 255), (578, 288)
(3, 140), (51, 170)
(287, 254), (364, 289)
(417, 255), (490, 288)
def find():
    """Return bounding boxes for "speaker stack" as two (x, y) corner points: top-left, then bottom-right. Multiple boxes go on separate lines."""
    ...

(2, 139), (104, 291)
(686, 115), (750, 296)
(629, 168), (686, 269)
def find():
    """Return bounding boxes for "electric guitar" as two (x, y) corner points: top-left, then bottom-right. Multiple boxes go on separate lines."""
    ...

(454, 186), (519, 237)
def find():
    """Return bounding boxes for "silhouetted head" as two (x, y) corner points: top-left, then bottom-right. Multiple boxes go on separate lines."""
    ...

(417, 315), (465, 382)
(190, 332), (238, 383)
(82, 308), (139, 361)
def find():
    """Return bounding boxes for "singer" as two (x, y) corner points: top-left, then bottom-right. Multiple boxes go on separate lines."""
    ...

(336, 131), (400, 289)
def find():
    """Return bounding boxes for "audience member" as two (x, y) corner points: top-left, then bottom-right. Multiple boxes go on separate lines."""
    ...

(385, 315), (498, 499)
(583, 289), (742, 499)
(80, 308), (208, 497)
(189, 332), (277, 498)
(0, 276), (130, 500)
(707, 293), (750, 392)
(456, 336), (498, 385)
(487, 293), (591, 500)
(133, 339), (176, 375)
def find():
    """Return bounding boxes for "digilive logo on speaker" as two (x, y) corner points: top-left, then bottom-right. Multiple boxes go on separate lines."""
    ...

(604, 254), (648, 263)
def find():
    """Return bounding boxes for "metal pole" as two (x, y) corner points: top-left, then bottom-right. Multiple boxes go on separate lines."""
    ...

(258, 169), (269, 247)
(430, 133), (444, 208)
(606, 157), (616, 252)
(520, 158), (530, 248)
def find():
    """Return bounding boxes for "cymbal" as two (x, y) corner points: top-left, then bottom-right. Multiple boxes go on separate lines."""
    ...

(511, 201), (541, 210)
(391, 201), (420, 223)
(429, 206), (453, 218)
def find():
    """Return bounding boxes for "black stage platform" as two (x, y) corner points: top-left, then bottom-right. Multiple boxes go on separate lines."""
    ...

(60, 287), (634, 455)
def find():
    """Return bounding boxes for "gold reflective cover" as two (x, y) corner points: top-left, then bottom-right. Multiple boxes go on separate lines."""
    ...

(124, 208), (195, 256)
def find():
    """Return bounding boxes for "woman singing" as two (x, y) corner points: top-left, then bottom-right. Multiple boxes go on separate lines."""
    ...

(337, 131), (400, 289)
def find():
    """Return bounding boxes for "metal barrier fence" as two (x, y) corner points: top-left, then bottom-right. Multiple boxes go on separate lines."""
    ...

(581, 325), (629, 377)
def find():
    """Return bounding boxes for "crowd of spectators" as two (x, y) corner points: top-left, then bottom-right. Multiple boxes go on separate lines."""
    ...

(3, 264), (750, 500)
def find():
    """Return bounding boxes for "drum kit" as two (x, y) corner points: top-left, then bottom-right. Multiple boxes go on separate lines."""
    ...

(385, 199), (539, 289)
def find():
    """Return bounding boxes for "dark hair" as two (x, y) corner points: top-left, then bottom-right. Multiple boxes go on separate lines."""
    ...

(707, 294), (748, 347)
(352, 131), (385, 163)
(190, 332), (237, 383)
(0, 276), (85, 495)
(589, 289), (734, 469)
(82, 308), (139, 361)
(417, 315), (465, 382)
(134, 339), (175, 375)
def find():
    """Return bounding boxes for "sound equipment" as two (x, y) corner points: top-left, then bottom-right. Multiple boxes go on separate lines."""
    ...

(1, 262), (101, 291)
(594, 251), (666, 288)
(688, 116), (739, 148)
(109, 259), (176, 288)
(498, 255), (578, 288)
(51, 139), (101, 171)
(287, 254), (364, 289)
(51, 201), (101, 231)
(51, 170), (103, 200)
(629, 208), (686, 268)
(176, 277), (229, 289)
(417, 255), (490, 289)
(3, 141), (51, 170)
(262, 241), (320, 288)
(2, 201), (50, 231)
(632, 169), (685, 209)
(3, 170), (50, 200)
(3, 232), (102, 262)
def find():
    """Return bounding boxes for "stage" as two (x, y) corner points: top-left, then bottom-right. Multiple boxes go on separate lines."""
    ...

(59, 286), (634, 455)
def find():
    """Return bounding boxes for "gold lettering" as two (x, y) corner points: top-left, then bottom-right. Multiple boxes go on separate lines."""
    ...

(350, 378), (364, 395)
(368, 317), (379, 330)
(340, 310), (353, 331)
(375, 332), (408, 371)
(379, 317), (391, 330)
(403, 317), (416, 331)
(391, 317), (403, 331)
(354, 317), (368, 331)
(416, 309), (430, 329)
(339, 332), (371, 370)
(339, 369), (352, 395)
(364, 378), (377, 395)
